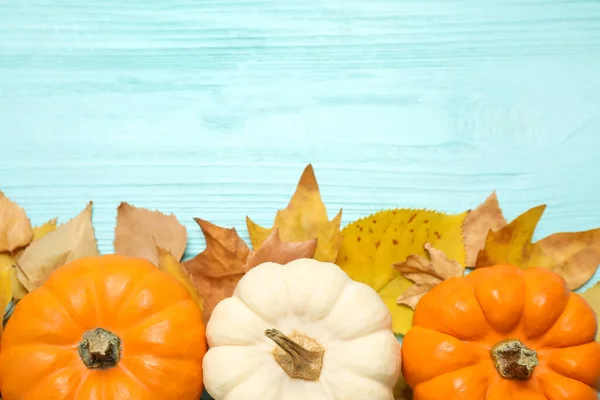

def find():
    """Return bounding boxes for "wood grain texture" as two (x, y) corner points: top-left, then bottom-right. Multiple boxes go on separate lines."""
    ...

(1, 1), (600, 397)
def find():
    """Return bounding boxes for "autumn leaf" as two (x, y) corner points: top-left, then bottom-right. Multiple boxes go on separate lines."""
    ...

(246, 164), (342, 262)
(183, 218), (250, 323)
(0, 264), (13, 331)
(475, 205), (545, 268)
(475, 205), (600, 290)
(394, 243), (464, 309)
(184, 219), (319, 324)
(32, 218), (58, 240)
(462, 192), (507, 267)
(529, 230), (600, 290)
(16, 202), (99, 293)
(335, 208), (468, 335)
(0, 218), (59, 300)
(114, 202), (188, 266)
(579, 283), (599, 341)
(186, 218), (250, 277)
(0, 191), (33, 252)
(157, 246), (203, 311)
(244, 228), (317, 270)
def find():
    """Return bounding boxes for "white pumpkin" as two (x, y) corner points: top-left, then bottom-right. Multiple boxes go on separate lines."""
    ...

(203, 258), (402, 400)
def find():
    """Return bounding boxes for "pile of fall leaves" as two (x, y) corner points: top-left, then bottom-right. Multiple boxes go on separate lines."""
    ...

(1, 164), (599, 398)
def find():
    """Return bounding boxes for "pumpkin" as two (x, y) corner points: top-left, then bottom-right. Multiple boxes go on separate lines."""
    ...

(0, 254), (207, 400)
(202, 258), (402, 400)
(401, 263), (600, 400)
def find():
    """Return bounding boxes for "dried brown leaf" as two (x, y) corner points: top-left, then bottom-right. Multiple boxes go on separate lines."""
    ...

(185, 218), (250, 277)
(191, 272), (245, 325)
(114, 202), (187, 266)
(0, 191), (33, 252)
(16, 202), (99, 292)
(183, 219), (250, 323)
(394, 243), (464, 309)
(462, 192), (507, 266)
(244, 228), (317, 270)
(532, 230), (600, 290)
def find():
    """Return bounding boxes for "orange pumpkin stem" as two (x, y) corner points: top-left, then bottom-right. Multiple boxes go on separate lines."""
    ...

(490, 339), (538, 380)
(77, 328), (122, 370)
(265, 328), (325, 381)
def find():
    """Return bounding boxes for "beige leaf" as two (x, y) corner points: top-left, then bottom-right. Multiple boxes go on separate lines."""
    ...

(16, 202), (99, 292)
(394, 243), (464, 309)
(2, 218), (60, 300)
(114, 202), (188, 266)
(462, 192), (507, 267)
(0, 191), (33, 252)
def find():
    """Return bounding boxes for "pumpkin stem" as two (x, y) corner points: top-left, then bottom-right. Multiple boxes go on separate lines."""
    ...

(265, 328), (324, 381)
(77, 328), (122, 370)
(490, 339), (538, 380)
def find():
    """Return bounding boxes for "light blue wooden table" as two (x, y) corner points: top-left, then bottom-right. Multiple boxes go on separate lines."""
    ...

(2, 1), (600, 399)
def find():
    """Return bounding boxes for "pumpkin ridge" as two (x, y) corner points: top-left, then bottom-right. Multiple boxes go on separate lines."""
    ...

(14, 360), (81, 399)
(110, 268), (164, 323)
(522, 268), (571, 341)
(413, 360), (493, 394)
(536, 367), (600, 399)
(119, 298), (194, 338)
(464, 269), (526, 335)
(40, 286), (88, 334)
(116, 362), (153, 396)
(465, 283), (497, 336)
(68, 368), (91, 400)
(534, 292), (595, 349)
(233, 292), (281, 325)
(86, 269), (104, 326)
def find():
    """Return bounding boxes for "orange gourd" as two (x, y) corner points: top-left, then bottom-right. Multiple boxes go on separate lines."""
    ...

(0, 254), (207, 400)
(401, 264), (600, 400)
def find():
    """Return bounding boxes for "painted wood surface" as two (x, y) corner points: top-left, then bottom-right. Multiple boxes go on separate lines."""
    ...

(1, 1), (600, 398)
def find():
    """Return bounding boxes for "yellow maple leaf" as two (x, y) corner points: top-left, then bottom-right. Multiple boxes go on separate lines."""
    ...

(0, 191), (33, 252)
(475, 205), (545, 268)
(335, 208), (468, 335)
(579, 283), (599, 341)
(475, 205), (600, 290)
(246, 164), (342, 262)
(157, 246), (203, 311)
(0, 264), (13, 331)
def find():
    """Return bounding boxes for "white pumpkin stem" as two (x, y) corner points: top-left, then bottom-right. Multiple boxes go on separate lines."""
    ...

(78, 327), (122, 369)
(265, 328), (324, 381)
(490, 338), (538, 380)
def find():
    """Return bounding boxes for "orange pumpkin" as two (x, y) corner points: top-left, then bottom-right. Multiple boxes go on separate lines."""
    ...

(401, 264), (600, 400)
(0, 254), (207, 400)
